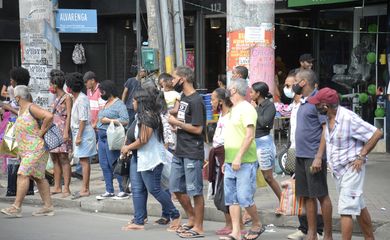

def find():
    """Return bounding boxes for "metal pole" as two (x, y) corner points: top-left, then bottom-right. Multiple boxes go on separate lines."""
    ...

(178, 0), (186, 65)
(155, 0), (165, 72)
(136, 0), (142, 70)
(160, 0), (175, 73)
(173, 0), (185, 66)
(51, 4), (58, 69)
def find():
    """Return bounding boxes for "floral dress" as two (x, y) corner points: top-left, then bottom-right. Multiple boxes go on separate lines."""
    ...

(15, 107), (48, 179)
(50, 94), (72, 153)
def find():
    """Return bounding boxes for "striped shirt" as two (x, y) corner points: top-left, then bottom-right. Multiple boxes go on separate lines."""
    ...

(325, 106), (377, 178)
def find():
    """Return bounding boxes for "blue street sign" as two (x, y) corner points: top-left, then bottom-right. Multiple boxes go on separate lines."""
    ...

(44, 20), (61, 51)
(56, 9), (97, 33)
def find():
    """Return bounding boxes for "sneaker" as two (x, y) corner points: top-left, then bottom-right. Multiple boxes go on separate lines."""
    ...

(112, 192), (130, 200)
(96, 192), (115, 200)
(287, 230), (306, 240)
(1, 205), (22, 218)
(32, 206), (55, 217)
(317, 233), (323, 240)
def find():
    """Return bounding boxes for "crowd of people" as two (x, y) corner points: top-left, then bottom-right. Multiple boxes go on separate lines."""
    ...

(0, 60), (383, 240)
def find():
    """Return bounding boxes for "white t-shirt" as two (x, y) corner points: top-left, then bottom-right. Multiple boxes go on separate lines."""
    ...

(212, 113), (228, 148)
(289, 100), (301, 149)
(71, 92), (91, 129)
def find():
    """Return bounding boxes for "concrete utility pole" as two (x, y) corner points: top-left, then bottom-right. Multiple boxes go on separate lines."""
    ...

(136, 0), (142, 70)
(160, 0), (175, 74)
(226, 0), (275, 94)
(146, 0), (165, 72)
(19, 0), (59, 109)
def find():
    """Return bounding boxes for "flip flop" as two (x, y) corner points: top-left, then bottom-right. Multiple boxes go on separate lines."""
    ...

(219, 235), (238, 240)
(176, 224), (194, 234)
(50, 191), (62, 195)
(243, 226), (265, 240)
(216, 227), (232, 235)
(178, 229), (205, 238)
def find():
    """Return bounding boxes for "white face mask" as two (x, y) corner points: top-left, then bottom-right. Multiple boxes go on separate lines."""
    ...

(283, 86), (295, 99)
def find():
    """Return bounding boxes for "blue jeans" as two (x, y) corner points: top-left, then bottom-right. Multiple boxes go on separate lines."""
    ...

(130, 154), (179, 225)
(98, 129), (124, 193)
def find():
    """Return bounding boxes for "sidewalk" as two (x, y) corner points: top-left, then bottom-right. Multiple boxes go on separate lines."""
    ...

(1, 153), (389, 234)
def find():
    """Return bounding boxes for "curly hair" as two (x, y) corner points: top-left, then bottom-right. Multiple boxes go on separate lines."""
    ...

(65, 72), (84, 93)
(50, 69), (65, 88)
(10, 67), (30, 86)
(99, 80), (119, 98)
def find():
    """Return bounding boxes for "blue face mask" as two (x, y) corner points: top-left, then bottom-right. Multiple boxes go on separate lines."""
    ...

(283, 86), (295, 99)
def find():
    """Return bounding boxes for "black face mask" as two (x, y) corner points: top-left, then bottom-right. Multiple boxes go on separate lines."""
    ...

(101, 94), (109, 101)
(174, 81), (183, 93)
(292, 83), (303, 95)
(317, 106), (328, 115)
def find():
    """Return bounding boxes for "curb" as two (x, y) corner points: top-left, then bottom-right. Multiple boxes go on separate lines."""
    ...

(1, 195), (387, 234)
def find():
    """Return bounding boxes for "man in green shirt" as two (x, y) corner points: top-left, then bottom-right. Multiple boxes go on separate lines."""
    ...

(224, 78), (265, 240)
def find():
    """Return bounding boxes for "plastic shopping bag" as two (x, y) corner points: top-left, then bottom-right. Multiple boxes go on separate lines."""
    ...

(3, 121), (17, 151)
(107, 121), (125, 150)
(161, 149), (173, 189)
(278, 178), (305, 216)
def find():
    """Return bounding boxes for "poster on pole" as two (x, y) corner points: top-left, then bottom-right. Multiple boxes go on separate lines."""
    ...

(227, 30), (251, 71)
(249, 46), (275, 93)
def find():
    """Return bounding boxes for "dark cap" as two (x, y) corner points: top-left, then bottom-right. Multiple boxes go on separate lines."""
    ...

(299, 53), (315, 63)
(308, 87), (339, 105)
(83, 71), (96, 82)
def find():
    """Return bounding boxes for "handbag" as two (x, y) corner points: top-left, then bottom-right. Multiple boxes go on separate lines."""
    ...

(285, 148), (296, 175)
(6, 158), (34, 196)
(29, 102), (64, 151)
(113, 155), (130, 176)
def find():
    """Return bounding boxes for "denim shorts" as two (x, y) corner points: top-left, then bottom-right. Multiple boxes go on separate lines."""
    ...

(334, 165), (366, 216)
(255, 135), (276, 171)
(224, 162), (258, 208)
(169, 156), (203, 197)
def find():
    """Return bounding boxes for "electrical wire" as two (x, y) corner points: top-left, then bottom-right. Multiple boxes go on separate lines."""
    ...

(183, 0), (390, 34)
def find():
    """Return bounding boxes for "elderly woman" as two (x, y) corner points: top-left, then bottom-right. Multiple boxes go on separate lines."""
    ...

(96, 80), (129, 200)
(1, 85), (54, 217)
(66, 72), (97, 198)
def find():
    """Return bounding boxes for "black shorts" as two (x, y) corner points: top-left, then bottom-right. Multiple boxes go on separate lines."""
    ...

(295, 157), (328, 198)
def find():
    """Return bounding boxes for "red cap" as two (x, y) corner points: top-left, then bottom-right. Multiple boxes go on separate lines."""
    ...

(308, 87), (339, 105)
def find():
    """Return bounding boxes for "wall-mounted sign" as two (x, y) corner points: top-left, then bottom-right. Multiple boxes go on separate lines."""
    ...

(288, 0), (356, 7)
(56, 9), (97, 33)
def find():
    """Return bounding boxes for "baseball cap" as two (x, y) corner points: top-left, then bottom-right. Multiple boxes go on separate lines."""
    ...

(299, 53), (315, 63)
(83, 71), (96, 82)
(308, 87), (339, 105)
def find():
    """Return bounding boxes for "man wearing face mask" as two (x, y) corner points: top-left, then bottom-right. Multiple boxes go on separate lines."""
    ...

(308, 87), (382, 240)
(293, 69), (333, 240)
(168, 66), (206, 238)
(285, 70), (325, 240)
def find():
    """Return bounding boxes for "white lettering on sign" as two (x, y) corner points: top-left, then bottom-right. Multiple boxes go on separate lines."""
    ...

(210, 3), (221, 12)
(60, 13), (88, 22)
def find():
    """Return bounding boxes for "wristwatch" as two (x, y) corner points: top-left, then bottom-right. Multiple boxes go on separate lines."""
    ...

(356, 154), (368, 162)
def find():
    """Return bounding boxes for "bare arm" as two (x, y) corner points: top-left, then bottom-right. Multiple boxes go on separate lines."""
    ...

(1, 85), (8, 98)
(360, 129), (383, 156)
(169, 100), (180, 115)
(2, 104), (18, 115)
(121, 124), (153, 155)
(168, 115), (203, 135)
(63, 95), (72, 141)
(101, 117), (128, 127)
(121, 87), (128, 102)
(311, 124), (326, 173)
(30, 104), (53, 138)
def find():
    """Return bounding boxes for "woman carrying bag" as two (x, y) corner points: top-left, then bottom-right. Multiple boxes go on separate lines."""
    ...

(96, 80), (129, 200)
(1, 85), (54, 217)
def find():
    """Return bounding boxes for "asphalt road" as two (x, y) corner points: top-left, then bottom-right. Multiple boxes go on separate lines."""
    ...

(0, 202), (368, 240)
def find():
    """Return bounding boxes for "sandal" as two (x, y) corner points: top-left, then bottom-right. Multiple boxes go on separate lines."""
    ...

(219, 235), (238, 240)
(122, 223), (145, 231)
(154, 217), (170, 225)
(243, 226), (265, 240)
(176, 224), (194, 234)
(128, 217), (148, 225)
(216, 227), (232, 235)
(1, 204), (22, 218)
(178, 229), (205, 238)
